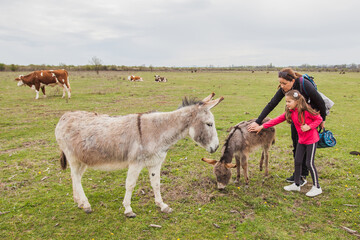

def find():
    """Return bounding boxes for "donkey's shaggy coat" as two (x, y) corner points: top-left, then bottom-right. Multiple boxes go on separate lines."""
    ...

(55, 93), (223, 217)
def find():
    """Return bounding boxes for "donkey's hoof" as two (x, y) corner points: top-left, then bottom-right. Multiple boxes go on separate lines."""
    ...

(78, 203), (92, 213)
(161, 206), (173, 214)
(83, 207), (92, 214)
(125, 211), (136, 218)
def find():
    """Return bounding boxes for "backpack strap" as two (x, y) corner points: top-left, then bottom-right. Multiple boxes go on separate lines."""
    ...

(299, 76), (309, 97)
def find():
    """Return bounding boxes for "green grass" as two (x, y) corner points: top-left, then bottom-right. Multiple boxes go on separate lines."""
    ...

(1, 70), (359, 239)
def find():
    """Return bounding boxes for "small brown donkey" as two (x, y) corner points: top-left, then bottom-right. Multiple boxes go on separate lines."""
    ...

(202, 118), (275, 189)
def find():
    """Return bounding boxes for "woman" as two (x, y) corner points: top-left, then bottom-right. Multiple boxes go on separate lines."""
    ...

(247, 68), (326, 184)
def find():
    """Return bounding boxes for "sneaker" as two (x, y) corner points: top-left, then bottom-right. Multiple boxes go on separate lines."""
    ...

(286, 175), (307, 186)
(306, 186), (322, 197)
(300, 177), (307, 187)
(284, 183), (300, 192)
(286, 175), (295, 183)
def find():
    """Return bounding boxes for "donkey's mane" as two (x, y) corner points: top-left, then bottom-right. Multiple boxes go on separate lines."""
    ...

(219, 126), (239, 163)
(219, 120), (254, 163)
(222, 121), (250, 151)
(179, 97), (203, 109)
(223, 126), (238, 150)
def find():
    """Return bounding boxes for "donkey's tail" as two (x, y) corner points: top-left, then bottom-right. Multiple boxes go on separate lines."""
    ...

(60, 151), (67, 170)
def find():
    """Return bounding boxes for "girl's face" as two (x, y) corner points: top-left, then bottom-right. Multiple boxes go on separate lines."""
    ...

(286, 96), (297, 110)
(279, 78), (295, 92)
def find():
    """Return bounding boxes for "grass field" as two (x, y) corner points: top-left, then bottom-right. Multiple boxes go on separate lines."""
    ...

(1, 70), (359, 239)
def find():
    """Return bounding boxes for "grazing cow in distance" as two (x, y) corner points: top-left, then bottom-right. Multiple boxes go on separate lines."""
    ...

(154, 75), (167, 82)
(128, 75), (143, 81)
(202, 118), (275, 189)
(15, 69), (71, 99)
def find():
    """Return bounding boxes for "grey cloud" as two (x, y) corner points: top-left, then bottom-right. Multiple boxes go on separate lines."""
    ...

(0, 0), (359, 66)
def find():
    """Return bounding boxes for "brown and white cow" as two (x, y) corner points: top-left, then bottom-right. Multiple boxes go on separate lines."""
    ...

(154, 75), (167, 82)
(128, 75), (143, 82)
(15, 69), (71, 99)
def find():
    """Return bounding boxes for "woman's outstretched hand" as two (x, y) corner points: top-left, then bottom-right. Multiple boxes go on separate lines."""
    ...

(248, 122), (260, 132)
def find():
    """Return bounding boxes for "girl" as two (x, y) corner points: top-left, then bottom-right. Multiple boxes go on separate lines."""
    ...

(248, 68), (326, 184)
(253, 90), (323, 197)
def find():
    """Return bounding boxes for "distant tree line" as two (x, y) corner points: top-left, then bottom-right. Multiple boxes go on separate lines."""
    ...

(0, 62), (359, 73)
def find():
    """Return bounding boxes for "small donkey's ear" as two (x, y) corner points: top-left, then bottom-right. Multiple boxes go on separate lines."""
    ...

(225, 163), (237, 169)
(203, 97), (224, 110)
(202, 157), (218, 165)
(202, 92), (215, 102)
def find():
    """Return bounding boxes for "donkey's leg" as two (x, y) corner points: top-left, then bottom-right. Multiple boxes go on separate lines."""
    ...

(260, 150), (265, 172)
(69, 160), (91, 213)
(234, 154), (241, 183)
(263, 147), (269, 176)
(240, 153), (249, 185)
(148, 163), (172, 214)
(123, 164), (143, 218)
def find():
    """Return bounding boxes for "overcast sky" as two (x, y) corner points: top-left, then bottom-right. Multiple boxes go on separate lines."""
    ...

(1, 0), (359, 67)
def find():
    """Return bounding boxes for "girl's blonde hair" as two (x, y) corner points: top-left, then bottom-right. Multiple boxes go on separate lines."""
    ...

(285, 90), (319, 124)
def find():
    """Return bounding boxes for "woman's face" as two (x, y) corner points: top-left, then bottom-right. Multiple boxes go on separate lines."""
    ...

(279, 78), (295, 92)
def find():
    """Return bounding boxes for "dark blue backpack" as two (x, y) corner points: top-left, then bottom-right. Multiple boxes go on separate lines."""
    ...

(299, 74), (317, 96)
(299, 74), (334, 115)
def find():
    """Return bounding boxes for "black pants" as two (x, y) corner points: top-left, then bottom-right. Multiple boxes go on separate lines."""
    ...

(294, 142), (320, 188)
(291, 123), (309, 177)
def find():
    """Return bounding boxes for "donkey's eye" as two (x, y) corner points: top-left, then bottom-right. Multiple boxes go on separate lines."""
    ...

(206, 123), (213, 127)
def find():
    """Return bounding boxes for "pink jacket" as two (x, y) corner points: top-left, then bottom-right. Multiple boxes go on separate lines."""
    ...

(263, 109), (323, 145)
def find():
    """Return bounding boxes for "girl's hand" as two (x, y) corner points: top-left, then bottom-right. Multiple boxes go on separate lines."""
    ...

(301, 124), (311, 132)
(320, 121), (325, 129)
(247, 122), (259, 132)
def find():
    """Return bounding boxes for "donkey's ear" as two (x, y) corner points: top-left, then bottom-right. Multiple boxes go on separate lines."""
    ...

(203, 97), (224, 110)
(225, 163), (237, 169)
(202, 157), (218, 165)
(202, 92), (215, 102)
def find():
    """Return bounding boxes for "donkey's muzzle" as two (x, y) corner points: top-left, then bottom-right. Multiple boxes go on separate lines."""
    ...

(217, 182), (227, 190)
(209, 144), (219, 153)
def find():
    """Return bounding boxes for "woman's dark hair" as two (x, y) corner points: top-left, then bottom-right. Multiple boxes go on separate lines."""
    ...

(278, 68), (302, 81)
